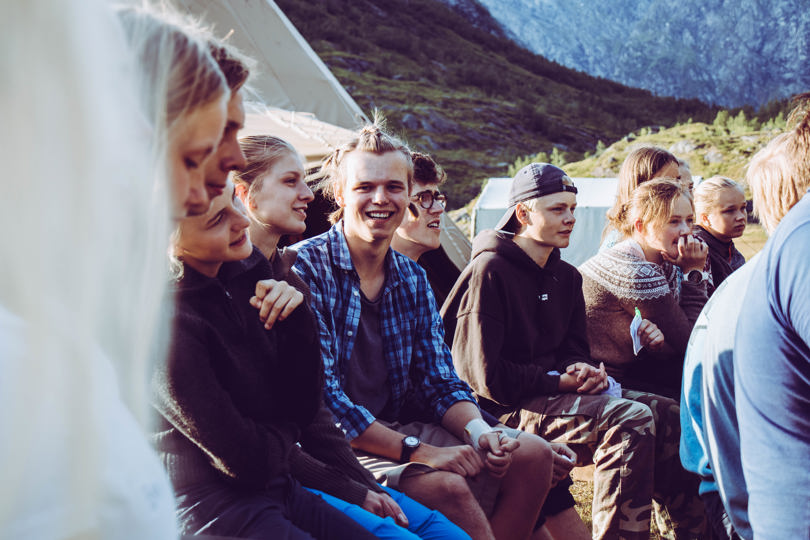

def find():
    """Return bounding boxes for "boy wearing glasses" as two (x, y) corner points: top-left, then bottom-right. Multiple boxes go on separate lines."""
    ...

(391, 152), (458, 307)
(442, 163), (706, 539)
(391, 152), (448, 262)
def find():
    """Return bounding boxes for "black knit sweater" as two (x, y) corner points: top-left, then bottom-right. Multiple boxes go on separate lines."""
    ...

(152, 247), (382, 505)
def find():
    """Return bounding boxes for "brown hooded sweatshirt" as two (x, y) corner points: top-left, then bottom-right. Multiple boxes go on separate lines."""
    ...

(441, 229), (594, 418)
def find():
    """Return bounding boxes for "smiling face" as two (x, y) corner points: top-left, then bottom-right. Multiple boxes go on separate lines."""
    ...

(518, 191), (577, 249)
(701, 187), (747, 242)
(336, 150), (410, 245)
(638, 194), (694, 262)
(174, 181), (252, 277)
(391, 181), (444, 260)
(249, 151), (313, 236)
(167, 94), (228, 219)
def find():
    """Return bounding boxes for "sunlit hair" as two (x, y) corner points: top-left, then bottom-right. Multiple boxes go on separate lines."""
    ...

(209, 39), (252, 92)
(605, 145), (679, 236)
(1, 0), (176, 532)
(320, 117), (413, 224)
(694, 176), (744, 220)
(610, 178), (692, 238)
(234, 135), (301, 216)
(746, 133), (809, 233)
(117, 3), (228, 191)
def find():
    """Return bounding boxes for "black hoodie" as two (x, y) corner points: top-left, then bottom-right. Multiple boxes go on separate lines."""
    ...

(152, 246), (382, 504)
(441, 230), (593, 417)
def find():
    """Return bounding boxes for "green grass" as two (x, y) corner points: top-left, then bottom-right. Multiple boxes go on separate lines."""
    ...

(572, 478), (665, 539)
(735, 222), (768, 260)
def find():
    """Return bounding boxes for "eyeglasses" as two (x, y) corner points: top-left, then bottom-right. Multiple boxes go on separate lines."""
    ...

(411, 190), (447, 209)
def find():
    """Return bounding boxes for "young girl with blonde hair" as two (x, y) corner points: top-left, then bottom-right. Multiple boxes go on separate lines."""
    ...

(693, 176), (747, 295)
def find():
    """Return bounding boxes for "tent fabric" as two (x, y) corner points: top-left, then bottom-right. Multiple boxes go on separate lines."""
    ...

(241, 106), (357, 168)
(171, 0), (473, 274)
(173, 0), (367, 130)
(473, 177), (619, 267)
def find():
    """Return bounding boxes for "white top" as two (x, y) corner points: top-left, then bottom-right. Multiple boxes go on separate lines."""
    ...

(0, 306), (178, 540)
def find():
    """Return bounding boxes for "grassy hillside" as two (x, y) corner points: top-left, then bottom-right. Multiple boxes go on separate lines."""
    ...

(275, 0), (726, 206)
(547, 109), (789, 182)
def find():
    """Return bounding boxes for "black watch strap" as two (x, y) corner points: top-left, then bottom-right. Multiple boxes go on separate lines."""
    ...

(400, 435), (421, 463)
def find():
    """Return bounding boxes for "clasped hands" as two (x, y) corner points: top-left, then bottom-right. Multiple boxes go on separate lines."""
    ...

(411, 430), (519, 480)
(559, 362), (610, 394)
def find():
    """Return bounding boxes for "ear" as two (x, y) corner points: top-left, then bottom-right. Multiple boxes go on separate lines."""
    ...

(633, 219), (645, 234)
(334, 184), (346, 208)
(234, 183), (252, 208)
(700, 212), (711, 227)
(515, 203), (531, 226)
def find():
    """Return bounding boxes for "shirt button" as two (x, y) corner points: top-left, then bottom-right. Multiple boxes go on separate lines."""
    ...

(347, 331), (353, 336)
(353, 290), (359, 296)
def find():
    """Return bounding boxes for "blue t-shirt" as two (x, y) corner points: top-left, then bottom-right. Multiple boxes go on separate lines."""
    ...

(735, 193), (810, 540)
(681, 259), (756, 539)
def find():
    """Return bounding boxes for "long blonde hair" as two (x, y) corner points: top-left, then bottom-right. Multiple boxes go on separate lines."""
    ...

(1, 0), (179, 535)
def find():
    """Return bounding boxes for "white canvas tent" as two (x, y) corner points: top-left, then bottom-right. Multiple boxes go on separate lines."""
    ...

(173, 0), (367, 132)
(170, 0), (473, 268)
(472, 177), (619, 267)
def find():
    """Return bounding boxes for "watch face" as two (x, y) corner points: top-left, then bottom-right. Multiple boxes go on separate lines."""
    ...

(404, 436), (419, 448)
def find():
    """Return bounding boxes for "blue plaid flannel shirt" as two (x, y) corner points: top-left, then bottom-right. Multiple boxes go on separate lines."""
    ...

(293, 223), (476, 440)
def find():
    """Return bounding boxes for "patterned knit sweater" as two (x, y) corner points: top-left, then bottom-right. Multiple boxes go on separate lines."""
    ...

(578, 239), (708, 398)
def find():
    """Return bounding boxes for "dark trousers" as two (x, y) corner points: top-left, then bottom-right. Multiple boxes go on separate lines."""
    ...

(701, 490), (741, 540)
(176, 475), (377, 540)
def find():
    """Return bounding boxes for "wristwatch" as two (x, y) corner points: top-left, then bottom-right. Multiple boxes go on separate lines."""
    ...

(400, 435), (421, 463)
(687, 269), (708, 284)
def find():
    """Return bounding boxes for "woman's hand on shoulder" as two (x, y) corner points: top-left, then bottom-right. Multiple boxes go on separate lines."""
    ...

(249, 279), (304, 329)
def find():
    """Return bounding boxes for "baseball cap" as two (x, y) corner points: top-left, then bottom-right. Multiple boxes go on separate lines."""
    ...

(495, 162), (578, 231)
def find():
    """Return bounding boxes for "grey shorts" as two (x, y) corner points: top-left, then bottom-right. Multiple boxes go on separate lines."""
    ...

(353, 420), (520, 517)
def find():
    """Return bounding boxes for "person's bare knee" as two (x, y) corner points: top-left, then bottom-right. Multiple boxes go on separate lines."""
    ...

(541, 507), (591, 540)
(399, 471), (493, 539)
(512, 432), (554, 480)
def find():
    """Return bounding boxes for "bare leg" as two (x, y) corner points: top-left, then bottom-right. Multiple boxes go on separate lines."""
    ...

(531, 525), (555, 540)
(490, 433), (552, 540)
(399, 470), (495, 540)
(540, 507), (592, 540)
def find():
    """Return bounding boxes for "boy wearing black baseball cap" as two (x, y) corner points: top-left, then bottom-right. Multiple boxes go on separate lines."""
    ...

(442, 163), (704, 539)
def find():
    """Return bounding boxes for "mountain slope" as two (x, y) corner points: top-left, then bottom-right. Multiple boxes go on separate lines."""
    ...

(274, 0), (721, 205)
(462, 0), (810, 108)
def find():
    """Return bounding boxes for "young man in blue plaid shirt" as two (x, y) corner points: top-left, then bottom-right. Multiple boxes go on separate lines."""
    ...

(294, 123), (554, 539)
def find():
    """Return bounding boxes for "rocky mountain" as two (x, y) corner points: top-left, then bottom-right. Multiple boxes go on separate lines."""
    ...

(447, 0), (810, 108)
